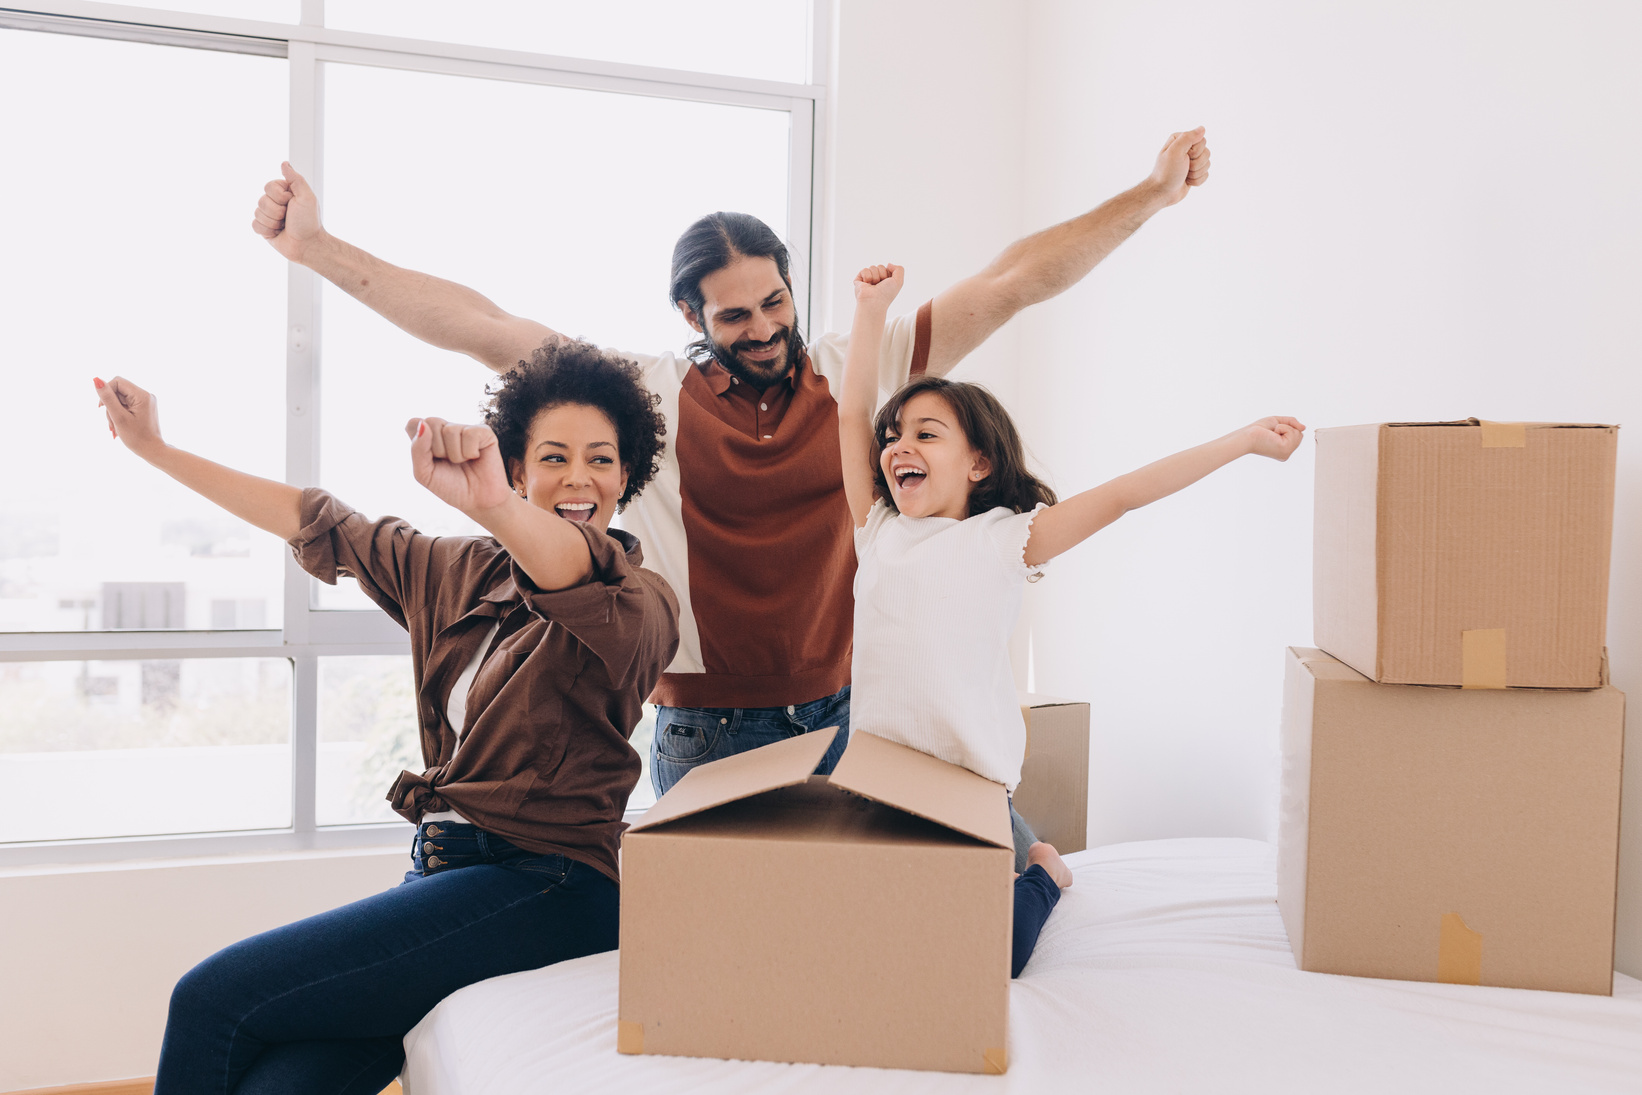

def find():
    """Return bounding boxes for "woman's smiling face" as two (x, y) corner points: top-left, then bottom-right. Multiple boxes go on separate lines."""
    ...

(879, 391), (990, 520)
(510, 402), (628, 533)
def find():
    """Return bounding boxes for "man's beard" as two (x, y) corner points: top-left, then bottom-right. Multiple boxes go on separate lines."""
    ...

(703, 324), (807, 390)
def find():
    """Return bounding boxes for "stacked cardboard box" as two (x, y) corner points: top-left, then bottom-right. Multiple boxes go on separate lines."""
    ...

(1280, 420), (1624, 994)
(1015, 693), (1090, 854)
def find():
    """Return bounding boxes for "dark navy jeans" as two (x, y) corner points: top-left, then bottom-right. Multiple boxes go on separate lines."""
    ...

(651, 683), (851, 796)
(1012, 864), (1062, 977)
(154, 822), (618, 1095)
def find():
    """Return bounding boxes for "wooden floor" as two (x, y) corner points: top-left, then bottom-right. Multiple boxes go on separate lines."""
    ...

(6, 1081), (402, 1095)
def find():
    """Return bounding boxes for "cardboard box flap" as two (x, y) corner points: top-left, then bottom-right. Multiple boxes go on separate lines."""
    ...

(1290, 646), (1372, 684)
(1018, 691), (1081, 708)
(1375, 419), (1615, 431)
(628, 726), (838, 833)
(827, 731), (1012, 849)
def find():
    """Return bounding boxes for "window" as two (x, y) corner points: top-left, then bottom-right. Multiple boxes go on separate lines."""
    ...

(0, 29), (288, 635)
(325, 0), (811, 84)
(0, 2), (822, 862)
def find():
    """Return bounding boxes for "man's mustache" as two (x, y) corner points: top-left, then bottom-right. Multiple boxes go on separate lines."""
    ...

(733, 329), (789, 354)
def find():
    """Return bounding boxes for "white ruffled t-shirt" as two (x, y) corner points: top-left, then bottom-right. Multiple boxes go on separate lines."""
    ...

(850, 500), (1047, 790)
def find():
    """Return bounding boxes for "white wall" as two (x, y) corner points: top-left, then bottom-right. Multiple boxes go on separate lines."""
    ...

(1015, 0), (1642, 974)
(0, 848), (408, 1091)
(826, 0), (1028, 406)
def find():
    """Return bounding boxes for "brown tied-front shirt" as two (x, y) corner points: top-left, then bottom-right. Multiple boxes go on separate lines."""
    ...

(289, 488), (680, 884)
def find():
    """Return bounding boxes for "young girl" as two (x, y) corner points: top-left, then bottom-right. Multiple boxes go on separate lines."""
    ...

(95, 340), (678, 1094)
(840, 264), (1303, 977)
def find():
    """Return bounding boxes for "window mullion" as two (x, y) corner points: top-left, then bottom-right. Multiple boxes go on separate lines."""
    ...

(788, 96), (817, 339)
(291, 653), (318, 832)
(283, 39), (322, 645)
(286, 39), (323, 834)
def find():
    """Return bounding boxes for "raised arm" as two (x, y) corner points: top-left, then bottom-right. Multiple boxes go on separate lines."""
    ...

(253, 163), (558, 374)
(403, 418), (595, 592)
(841, 265), (905, 528)
(1023, 416), (1304, 566)
(924, 128), (1211, 375)
(96, 376), (302, 540)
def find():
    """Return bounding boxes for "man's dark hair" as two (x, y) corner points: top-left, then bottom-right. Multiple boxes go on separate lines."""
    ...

(668, 212), (804, 364)
(872, 375), (1058, 518)
(483, 340), (667, 511)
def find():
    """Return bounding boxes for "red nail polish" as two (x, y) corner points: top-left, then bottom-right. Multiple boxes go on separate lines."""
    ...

(93, 377), (105, 389)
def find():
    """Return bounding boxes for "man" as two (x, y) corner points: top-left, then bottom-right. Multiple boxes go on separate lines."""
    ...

(252, 127), (1210, 796)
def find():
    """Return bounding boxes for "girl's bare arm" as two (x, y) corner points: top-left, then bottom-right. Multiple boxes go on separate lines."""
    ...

(1024, 417), (1304, 566)
(840, 264), (905, 529)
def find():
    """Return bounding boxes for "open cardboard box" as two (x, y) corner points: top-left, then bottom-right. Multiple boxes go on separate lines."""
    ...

(618, 727), (1014, 1073)
(1278, 647), (1624, 994)
(1313, 419), (1616, 689)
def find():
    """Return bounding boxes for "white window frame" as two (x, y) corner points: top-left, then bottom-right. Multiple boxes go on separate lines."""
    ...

(0, 0), (831, 867)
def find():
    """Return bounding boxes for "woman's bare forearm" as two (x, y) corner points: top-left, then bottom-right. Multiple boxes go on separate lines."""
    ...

(468, 497), (595, 592)
(144, 445), (304, 542)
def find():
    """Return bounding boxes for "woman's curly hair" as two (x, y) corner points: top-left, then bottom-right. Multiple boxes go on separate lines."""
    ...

(483, 339), (667, 511)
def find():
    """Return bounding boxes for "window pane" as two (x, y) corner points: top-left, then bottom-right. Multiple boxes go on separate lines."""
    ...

(317, 657), (659, 821)
(0, 30), (288, 631)
(327, 0), (809, 84)
(317, 655), (418, 826)
(0, 658), (292, 842)
(316, 62), (790, 608)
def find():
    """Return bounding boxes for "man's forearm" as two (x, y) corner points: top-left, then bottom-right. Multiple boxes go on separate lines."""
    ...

(294, 232), (556, 373)
(925, 181), (1172, 373)
(988, 181), (1170, 311)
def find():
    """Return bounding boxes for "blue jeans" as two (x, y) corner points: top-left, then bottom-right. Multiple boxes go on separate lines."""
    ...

(651, 684), (851, 796)
(154, 822), (619, 1095)
(1013, 864), (1062, 977)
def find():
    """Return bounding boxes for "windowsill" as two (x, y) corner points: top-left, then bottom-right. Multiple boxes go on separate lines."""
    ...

(0, 810), (653, 875)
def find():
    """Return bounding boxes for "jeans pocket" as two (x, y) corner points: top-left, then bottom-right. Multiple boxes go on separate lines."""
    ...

(654, 709), (727, 763)
(506, 851), (571, 886)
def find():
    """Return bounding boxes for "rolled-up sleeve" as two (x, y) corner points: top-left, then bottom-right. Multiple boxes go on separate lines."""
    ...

(287, 487), (446, 627)
(511, 524), (680, 687)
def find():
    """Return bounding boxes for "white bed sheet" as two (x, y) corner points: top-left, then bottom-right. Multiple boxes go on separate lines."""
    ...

(402, 837), (1642, 1094)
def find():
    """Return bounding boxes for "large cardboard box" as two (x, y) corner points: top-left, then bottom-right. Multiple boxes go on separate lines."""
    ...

(1313, 419), (1616, 688)
(1277, 647), (1624, 994)
(1014, 693), (1089, 854)
(618, 727), (1015, 1073)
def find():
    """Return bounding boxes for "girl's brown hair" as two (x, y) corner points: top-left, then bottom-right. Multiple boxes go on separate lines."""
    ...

(872, 375), (1057, 517)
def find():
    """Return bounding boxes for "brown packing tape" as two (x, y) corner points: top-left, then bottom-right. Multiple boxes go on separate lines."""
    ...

(1461, 629), (1508, 689)
(984, 1047), (1008, 1074)
(616, 1019), (644, 1054)
(1437, 912), (1483, 985)
(1478, 420), (1527, 448)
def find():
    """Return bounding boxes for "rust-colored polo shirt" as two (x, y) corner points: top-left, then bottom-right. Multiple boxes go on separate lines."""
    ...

(618, 301), (933, 708)
(289, 488), (680, 883)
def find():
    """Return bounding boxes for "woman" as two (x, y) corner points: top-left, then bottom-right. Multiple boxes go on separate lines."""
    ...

(95, 339), (678, 1094)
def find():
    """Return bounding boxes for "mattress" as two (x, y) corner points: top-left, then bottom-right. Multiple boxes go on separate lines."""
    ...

(401, 837), (1642, 1094)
